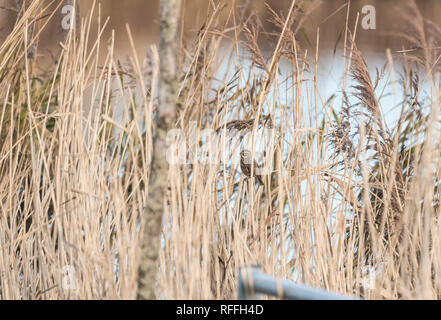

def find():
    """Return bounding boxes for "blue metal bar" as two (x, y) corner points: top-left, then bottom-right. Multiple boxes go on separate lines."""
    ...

(238, 266), (358, 300)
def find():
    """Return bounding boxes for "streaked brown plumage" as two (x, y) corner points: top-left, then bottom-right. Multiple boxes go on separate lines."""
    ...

(240, 150), (264, 185)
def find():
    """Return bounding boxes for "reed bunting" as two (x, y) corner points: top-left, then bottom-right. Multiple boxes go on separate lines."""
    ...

(240, 149), (264, 185)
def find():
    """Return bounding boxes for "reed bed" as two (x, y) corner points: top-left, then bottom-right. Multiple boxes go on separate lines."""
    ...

(0, 0), (440, 299)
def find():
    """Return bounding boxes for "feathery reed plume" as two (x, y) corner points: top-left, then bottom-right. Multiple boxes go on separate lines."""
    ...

(215, 114), (272, 134)
(329, 39), (407, 282)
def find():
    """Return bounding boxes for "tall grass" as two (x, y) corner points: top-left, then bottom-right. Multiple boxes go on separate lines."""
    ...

(1, 0), (441, 299)
(0, 1), (152, 299)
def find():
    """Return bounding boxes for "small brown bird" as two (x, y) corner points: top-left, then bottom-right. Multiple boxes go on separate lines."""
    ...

(240, 150), (264, 185)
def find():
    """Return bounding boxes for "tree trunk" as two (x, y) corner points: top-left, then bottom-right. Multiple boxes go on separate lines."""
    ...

(137, 0), (182, 300)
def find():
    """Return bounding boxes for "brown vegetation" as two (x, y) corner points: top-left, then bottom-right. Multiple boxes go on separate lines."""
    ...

(0, 0), (441, 299)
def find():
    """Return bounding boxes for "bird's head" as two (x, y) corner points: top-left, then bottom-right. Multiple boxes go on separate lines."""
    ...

(240, 150), (252, 164)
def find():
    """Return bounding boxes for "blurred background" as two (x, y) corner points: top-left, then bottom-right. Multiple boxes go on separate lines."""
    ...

(0, 0), (435, 127)
(1, 0), (441, 57)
